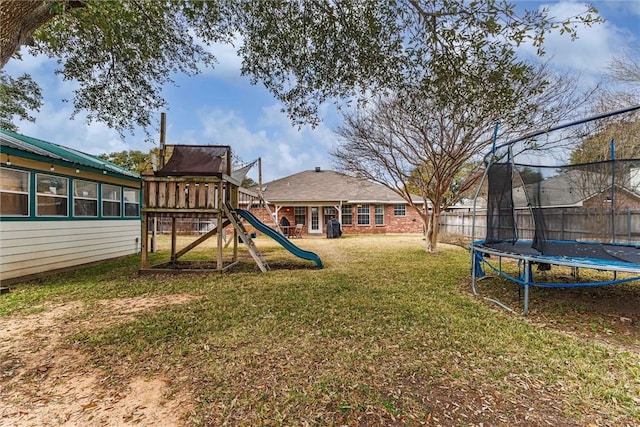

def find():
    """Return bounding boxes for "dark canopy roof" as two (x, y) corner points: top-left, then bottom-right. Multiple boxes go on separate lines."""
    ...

(156, 145), (229, 176)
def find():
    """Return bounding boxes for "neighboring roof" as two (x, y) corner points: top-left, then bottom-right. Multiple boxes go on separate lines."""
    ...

(157, 145), (229, 176)
(513, 169), (640, 207)
(0, 129), (139, 179)
(258, 169), (423, 204)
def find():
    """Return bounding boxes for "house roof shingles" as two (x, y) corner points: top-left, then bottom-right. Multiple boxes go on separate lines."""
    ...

(259, 169), (423, 204)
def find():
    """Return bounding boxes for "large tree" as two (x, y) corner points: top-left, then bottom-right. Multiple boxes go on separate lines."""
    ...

(0, 72), (42, 131)
(332, 65), (594, 252)
(1, 0), (600, 136)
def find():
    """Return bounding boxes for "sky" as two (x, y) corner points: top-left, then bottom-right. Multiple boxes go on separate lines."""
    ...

(3, 1), (639, 183)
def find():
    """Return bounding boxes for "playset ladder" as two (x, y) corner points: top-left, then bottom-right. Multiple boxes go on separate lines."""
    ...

(223, 202), (269, 272)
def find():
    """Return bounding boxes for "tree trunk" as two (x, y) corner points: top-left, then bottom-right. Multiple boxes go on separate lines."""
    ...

(423, 212), (435, 252)
(419, 206), (442, 253)
(429, 209), (440, 251)
(1, 1), (49, 68)
(0, 1), (84, 69)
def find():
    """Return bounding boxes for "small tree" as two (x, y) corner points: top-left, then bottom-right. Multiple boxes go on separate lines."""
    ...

(98, 149), (157, 174)
(571, 48), (640, 164)
(570, 119), (640, 164)
(607, 46), (640, 91)
(332, 67), (593, 252)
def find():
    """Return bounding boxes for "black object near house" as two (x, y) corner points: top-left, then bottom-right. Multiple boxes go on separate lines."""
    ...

(326, 218), (342, 238)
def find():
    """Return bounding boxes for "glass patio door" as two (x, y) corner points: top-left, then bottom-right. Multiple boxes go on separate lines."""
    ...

(310, 206), (321, 233)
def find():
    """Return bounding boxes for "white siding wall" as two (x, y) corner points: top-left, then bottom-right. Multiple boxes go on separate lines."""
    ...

(0, 220), (140, 282)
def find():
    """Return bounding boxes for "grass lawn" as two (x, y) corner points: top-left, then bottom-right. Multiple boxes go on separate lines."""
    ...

(1, 234), (639, 426)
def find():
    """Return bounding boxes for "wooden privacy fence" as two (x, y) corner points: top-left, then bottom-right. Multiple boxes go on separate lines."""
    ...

(440, 208), (640, 244)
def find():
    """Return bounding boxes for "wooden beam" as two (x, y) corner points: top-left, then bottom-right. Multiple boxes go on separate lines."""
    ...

(170, 217), (177, 262)
(173, 219), (231, 259)
(216, 182), (224, 269)
(141, 213), (149, 269)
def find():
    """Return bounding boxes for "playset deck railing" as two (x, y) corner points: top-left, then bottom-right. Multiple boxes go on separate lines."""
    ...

(143, 176), (258, 215)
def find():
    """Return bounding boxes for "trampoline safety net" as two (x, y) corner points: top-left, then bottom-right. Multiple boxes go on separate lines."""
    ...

(485, 159), (640, 250)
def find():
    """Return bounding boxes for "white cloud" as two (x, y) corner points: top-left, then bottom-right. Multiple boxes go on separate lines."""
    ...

(599, 0), (640, 19)
(170, 105), (336, 182)
(3, 48), (52, 75)
(200, 33), (244, 80)
(518, 1), (637, 86)
(14, 102), (140, 156)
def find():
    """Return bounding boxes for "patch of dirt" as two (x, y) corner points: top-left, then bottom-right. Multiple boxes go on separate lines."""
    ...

(0, 294), (200, 427)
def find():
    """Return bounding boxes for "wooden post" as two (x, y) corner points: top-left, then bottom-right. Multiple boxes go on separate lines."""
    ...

(231, 183), (239, 262)
(226, 147), (232, 190)
(151, 217), (157, 253)
(160, 112), (166, 168)
(171, 217), (177, 263)
(233, 225), (238, 262)
(141, 213), (149, 268)
(217, 181), (224, 270)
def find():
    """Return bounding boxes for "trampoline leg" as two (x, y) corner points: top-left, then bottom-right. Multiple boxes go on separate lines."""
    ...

(471, 249), (477, 295)
(523, 260), (530, 316)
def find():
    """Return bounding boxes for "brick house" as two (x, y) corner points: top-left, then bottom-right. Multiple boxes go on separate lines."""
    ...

(244, 168), (425, 236)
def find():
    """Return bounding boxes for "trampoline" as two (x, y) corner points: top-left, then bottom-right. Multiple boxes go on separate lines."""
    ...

(470, 105), (640, 314)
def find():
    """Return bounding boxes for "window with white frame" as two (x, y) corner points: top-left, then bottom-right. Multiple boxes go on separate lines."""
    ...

(324, 206), (337, 223)
(124, 188), (140, 217)
(74, 180), (98, 217)
(102, 184), (121, 217)
(357, 204), (370, 225)
(375, 204), (384, 225)
(36, 173), (68, 216)
(0, 167), (30, 216)
(341, 204), (352, 225)
(294, 206), (306, 225)
(393, 204), (406, 216)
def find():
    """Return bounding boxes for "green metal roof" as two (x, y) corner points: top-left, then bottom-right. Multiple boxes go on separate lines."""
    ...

(0, 129), (140, 180)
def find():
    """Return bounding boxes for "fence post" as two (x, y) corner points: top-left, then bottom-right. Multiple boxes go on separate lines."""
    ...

(461, 212), (465, 235)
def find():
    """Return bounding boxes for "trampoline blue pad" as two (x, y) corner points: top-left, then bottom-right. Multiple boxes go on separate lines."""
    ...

(481, 240), (640, 266)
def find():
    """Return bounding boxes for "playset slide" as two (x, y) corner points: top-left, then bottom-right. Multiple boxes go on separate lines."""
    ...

(235, 209), (323, 269)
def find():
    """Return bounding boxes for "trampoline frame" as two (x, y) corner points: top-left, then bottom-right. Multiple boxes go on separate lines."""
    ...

(470, 240), (640, 315)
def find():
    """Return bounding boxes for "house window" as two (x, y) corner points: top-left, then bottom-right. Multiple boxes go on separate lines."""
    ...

(324, 206), (337, 223)
(124, 188), (140, 217)
(394, 204), (406, 216)
(341, 204), (352, 225)
(0, 167), (29, 216)
(102, 184), (121, 217)
(74, 180), (98, 217)
(36, 173), (68, 216)
(375, 204), (384, 225)
(294, 206), (306, 225)
(357, 205), (370, 225)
